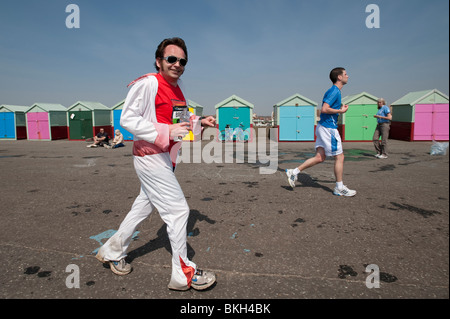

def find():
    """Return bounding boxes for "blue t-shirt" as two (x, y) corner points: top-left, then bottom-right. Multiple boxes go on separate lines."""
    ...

(376, 105), (391, 124)
(318, 85), (341, 129)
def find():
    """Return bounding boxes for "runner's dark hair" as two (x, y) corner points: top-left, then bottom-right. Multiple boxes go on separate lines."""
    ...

(154, 37), (188, 71)
(329, 67), (346, 84)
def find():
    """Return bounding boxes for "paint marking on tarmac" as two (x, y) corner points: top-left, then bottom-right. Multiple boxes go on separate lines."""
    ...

(89, 229), (140, 254)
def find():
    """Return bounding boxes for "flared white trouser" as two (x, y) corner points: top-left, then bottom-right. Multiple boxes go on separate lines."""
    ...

(99, 152), (196, 289)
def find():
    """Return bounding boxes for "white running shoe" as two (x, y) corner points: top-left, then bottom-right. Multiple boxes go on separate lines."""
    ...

(286, 169), (297, 188)
(95, 248), (132, 276)
(109, 259), (132, 276)
(191, 269), (216, 290)
(168, 269), (216, 291)
(378, 154), (388, 159)
(333, 185), (357, 197)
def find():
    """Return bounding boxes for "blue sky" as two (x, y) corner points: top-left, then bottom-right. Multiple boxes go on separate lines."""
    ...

(0, 0), (448, 115)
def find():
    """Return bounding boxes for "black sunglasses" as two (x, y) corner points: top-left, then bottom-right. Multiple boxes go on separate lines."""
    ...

(163, 56), (187, 66)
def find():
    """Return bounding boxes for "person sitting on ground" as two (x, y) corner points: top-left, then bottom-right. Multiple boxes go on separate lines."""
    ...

(106, 130), (125, 149)
(87, 128), (109, 148)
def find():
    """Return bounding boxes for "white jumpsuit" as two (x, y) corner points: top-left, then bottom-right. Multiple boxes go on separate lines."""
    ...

(98, 74), (201, 290)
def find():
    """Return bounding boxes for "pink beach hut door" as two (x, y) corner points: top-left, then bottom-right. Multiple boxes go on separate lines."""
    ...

(28, 112), (50, 140)
(414, 104), (449, 141)
(413, 104), (433, 140)
(433, 104), (449, 141)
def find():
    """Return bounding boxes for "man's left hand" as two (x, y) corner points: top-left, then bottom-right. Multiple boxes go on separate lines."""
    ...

(201, 116), (216, 127)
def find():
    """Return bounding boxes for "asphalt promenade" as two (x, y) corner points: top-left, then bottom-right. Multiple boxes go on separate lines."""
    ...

(0, 136), (448, 305)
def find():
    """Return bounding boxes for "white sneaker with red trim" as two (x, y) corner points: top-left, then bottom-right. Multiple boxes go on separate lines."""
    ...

(191, 269), (216, 290)
(168, 269), (216, 291)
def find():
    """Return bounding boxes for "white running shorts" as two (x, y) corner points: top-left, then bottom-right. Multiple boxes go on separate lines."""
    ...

(315, 124), (343, 157)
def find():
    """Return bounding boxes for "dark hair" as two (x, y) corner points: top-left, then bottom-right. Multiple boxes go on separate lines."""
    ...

(154, 37), (188, 71)
(329, 67), (346, 84)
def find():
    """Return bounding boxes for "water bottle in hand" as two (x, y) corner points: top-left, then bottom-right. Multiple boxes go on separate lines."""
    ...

(174, 107), (190, 141)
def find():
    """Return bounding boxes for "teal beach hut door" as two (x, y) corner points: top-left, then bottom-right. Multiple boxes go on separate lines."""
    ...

(219, 107), (251, 140)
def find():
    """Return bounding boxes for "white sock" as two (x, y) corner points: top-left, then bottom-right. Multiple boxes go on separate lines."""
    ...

(336, 181), (343, 189)
(293, 168), (301, 175)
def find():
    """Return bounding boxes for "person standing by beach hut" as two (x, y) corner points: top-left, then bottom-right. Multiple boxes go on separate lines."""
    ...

(372, 98), (392, 159)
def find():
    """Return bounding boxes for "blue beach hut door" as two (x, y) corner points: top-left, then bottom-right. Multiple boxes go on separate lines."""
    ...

(0, 112), (15, 139)
(279, 106), (315, 141)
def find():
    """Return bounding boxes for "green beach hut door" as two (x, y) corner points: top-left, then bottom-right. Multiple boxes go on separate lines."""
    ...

(344, 104), (377, 141)
(69, 111), (93, 140)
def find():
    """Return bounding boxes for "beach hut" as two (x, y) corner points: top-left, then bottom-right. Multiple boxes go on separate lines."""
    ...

(183, 100), (205, 141)
(188, 99), (204, 117)
(274, 93), (317, 142)
(112, 100), (133, 141)
(26, 103), (68, 140)
(67, 101), (112, 140)
(215, 95), (254, 141)
(339, 92), (379, 141)
(0, 105), (29, 140)
(390, 89), (449, 141)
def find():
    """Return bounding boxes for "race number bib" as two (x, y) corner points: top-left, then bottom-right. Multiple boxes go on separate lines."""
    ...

(172, 99), (187, 124)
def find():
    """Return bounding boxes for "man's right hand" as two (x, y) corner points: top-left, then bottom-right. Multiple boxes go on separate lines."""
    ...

(169, 122), (190, 140)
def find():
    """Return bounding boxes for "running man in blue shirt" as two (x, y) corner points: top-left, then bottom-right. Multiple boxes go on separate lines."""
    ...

(286, 67), (356, 197)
